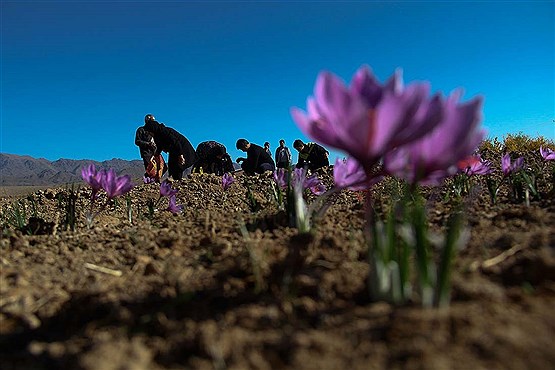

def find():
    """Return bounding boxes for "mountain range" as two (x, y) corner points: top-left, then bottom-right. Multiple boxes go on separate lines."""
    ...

(0, 153), (145, 186)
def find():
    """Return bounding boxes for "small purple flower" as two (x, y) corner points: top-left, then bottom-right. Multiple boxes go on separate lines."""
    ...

(458, 155), (493, 176)
(333, 157), (371, 191)
(101, 168), (134, 199)
(166, 194), (183, 214)
(81, 163), (104, 198)
(160, 180), (178, 197)
(143, 176), (155, 184)
(273, 169), (288, 189)
(292, 168), (326, 195)
(540, 146), (555, 161)
(291, 66), (444, 173)
(384, 90), (484, 186)
(501, 154), (524, 176)
(222, 173), (235, 191)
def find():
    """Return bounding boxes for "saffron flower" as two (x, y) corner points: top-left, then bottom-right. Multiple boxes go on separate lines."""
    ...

(273, 168), (326, 195)
(143, 176), (155, 184)
(166, 194), (183, 214)
(540, 146), (555, 161)
(458, 155), (493, 176)
(160, 180), (178, 198)
(222, 173), (235, 191)
(81, 163), (104, 199)
(333, 157), (373, 191)
(384, 90), (484, 185)
(273, 168), (289, 189)
(501, 154), (524, 176)
(101, 168), (134, 199)
(291, 66), (444, 173)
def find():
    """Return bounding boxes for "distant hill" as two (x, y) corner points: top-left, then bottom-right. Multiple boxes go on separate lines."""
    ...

(0, 153), (144, 186)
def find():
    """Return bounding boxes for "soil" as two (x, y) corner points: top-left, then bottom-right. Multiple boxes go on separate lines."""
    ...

(1, 163), (554, 370)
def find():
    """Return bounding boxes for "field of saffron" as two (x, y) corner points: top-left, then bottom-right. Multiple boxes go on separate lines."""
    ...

(1, 135), (554, 369)
(1, 67), (554, 369)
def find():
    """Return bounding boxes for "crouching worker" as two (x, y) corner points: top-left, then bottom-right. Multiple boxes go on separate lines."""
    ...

(193, 140), (234, 175)
(293, 139), (329, 172)
(135, 126), (167, 182)
(235, 138), (275, 175)
(144, 114), (197, 180)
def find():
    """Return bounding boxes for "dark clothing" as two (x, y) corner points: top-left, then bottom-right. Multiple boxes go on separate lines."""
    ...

(144, 120), (196, 180)
(275, 145), (292, 169)
(135, 127), (156, 168)
(296, 142), (329, 171)
(193, 141), (234, 175)
(241, 144), (275, 175)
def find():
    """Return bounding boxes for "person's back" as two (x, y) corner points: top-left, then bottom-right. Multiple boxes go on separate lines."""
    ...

(295, 140), (329, 171)
(305, 142), (329, 170)
(194, 141), (233, 175)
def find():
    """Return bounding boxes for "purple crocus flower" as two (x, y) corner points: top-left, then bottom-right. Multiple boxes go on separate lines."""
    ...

(501, 154), (524, 176)
(291, 168), (326, 195)
(166, 194), (183, 214)
(143, 176), (155, 184)
(333, 157), (372, 191)
(81, 163), (105, 199)
(273, 169), (289, 189)
(222, 173), (235, 191)
(291, 66), (444, 173)
(384, 90), (484, 186)
(101, 168), (134, 199)
(540, 146), (555, 161)
(458, 155), (493, 176)
(160, 180), (178, 197)
(273, 168), (325, 195)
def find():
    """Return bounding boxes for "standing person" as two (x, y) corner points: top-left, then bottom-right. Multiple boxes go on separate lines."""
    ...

(192, 140), (234, 175)
(293, 139), (329, 171)
(264, 142), (272, 157)
(274, 139), (292, 169)
(143, 114), (196, 181)
(236, 139), (275, 175)
(134, 126), (166, 181)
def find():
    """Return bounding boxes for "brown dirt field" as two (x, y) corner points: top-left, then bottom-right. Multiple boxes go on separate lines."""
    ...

(0, 162), (554, 370)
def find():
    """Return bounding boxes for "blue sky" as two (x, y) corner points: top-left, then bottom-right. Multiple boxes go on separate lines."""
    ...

(2, 1), (554, 164)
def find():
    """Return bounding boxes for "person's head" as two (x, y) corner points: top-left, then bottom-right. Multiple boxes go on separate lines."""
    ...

(279, 139), (285, 147)
(293, 139), (305, 151)
(236, 139), (250, 152)
(264, 142), (270, 149)
(144, 114), (156, 124)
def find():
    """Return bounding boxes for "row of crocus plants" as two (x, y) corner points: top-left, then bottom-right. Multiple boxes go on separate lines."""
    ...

(289, 65), (554, 308)
(75, 66), (554, 309)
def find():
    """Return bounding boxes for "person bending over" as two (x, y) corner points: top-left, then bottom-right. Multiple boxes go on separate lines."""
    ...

(193, 140), (234, 175)
(235, 139), (275, 175)
(293, 139), (329, 172)
(144, 114), (196, 180)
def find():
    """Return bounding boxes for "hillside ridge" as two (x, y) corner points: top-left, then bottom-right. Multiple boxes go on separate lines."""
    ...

(0, 153), (144, 186)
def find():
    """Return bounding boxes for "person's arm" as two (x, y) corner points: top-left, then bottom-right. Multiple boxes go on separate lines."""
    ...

(286, 148), (292, 163)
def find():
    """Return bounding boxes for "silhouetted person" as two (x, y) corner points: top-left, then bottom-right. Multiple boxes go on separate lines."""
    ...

(192, 140), (234, 175)
(236, 139), (275, 175)
(144, 114), (196, 180)
(274, 139), (292, 169)
(134, 126), (166, 181)
(293, 139), (329, 171)
(264, 142), (272, 157)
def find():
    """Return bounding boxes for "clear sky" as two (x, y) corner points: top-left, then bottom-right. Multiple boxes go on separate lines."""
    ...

(2, 1), (554, 163)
